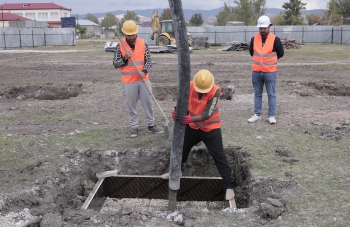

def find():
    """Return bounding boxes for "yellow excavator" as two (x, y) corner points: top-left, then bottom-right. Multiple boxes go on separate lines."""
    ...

(150, 10), (208, 49)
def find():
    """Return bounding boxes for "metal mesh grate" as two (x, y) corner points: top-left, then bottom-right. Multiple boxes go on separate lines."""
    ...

(103, 176), (225, 201)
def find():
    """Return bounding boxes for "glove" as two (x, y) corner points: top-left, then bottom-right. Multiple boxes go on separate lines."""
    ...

(172, 108), (177, 120)
(181, 114), (193, 124)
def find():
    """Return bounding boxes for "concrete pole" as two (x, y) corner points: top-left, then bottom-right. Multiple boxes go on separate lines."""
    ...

(167, 0), (191, 211)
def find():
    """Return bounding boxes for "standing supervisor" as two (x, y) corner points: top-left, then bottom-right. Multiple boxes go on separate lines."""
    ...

(248, 15), (284, 124)
(161, 70), (235, 202)
(113, 20), (163, 138)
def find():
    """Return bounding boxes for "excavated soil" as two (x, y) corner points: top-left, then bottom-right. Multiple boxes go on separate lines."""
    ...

(0, 45), (349, 226)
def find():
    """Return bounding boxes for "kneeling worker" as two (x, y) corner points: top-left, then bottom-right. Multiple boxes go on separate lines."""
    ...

(161, 69), (236, 204)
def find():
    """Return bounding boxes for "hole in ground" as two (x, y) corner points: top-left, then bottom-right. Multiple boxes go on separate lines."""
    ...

(0, 147), (298, 226)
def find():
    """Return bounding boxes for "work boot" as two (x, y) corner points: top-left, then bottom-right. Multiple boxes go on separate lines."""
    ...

(225, 189), (235, 200)
(130, 128), (138, 138)
(248, 114), (261, 123)
(147, 125), (163, 134)
(160, 171), (182, 179)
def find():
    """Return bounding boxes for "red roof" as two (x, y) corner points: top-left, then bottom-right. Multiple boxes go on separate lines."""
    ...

(0, 3), (71, 11)
(0, 12), (31, 21)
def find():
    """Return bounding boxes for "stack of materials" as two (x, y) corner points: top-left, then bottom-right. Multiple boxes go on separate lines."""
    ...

(221, 41), (250, 51)
(281, 38), (301, 49)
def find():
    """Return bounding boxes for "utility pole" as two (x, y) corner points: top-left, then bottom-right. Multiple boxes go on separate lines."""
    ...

(167, 0), (191, 212)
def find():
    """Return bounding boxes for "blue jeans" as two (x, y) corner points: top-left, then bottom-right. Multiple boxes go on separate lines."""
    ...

(252, 71), (276, 118)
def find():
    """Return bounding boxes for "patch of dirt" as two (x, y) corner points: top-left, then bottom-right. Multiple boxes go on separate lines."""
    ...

(1, 83), (82, 100)
(288, 80), (350, 97)
(319, 122), (350, 141)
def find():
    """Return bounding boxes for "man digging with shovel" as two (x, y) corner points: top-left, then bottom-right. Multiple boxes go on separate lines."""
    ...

(161, 70), (236, 207)
(113, 20), (163, 138)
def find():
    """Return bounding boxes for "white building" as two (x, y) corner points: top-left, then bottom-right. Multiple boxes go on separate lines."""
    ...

(0, 2), (71, 28)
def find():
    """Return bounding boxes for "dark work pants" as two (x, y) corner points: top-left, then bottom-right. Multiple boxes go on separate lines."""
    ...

(182, 125), (234, 189)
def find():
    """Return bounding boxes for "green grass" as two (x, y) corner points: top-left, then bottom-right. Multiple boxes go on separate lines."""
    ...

(285, 44), (350, 60)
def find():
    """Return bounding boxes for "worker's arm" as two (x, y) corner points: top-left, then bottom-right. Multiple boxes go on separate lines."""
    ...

(142, 44), (152, 74)
(182, 89), (221, 124)
(274, 37), (284, 59)
(198, 88), (221, 121)
(249, 37), (254, 57)
(112, 44), (127, 68)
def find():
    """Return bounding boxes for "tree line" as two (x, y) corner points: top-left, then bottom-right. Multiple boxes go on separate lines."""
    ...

(82, 0), (350, 30)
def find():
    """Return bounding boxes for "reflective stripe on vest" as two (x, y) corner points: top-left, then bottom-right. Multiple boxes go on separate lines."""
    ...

(120, 38), (149, 83)
(188, 82), (222, 132)
(252, 33), (277, 72)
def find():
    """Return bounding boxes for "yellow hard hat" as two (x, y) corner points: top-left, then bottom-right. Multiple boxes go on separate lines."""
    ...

(122, 20), (138, 35)
(193, 70), (214, 93)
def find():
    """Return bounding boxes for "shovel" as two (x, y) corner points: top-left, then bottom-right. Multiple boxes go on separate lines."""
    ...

(116, 33), (170, 139)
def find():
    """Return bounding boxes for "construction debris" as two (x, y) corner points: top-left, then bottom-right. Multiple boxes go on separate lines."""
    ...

(192, 37), (210, 50)
(104, 41), (118, 52)
(281, 38), (301, 49)
(220, 41), (250, 51)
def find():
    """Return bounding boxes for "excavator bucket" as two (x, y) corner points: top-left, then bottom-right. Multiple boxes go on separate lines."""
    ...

(192, 37), (210, 50)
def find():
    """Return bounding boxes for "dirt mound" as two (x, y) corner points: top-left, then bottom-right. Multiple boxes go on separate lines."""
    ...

(320, 122), (350, 140)
(293, 80), (350, 97)
(1, 83), (82, 100)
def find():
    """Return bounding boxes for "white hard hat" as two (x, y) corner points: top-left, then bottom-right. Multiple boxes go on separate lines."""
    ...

(257, 15), (271, 28)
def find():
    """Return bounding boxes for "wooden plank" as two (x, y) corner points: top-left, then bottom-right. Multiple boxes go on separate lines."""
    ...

(96, 169), (119, 179)
(81, 178), (104, 209)
(96, 170), (223, 180)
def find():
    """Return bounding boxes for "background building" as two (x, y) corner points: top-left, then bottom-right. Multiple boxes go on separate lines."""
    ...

(77, 19), (102, 38)
(0, 12), (31, 27)
(0, 2), (71, 28)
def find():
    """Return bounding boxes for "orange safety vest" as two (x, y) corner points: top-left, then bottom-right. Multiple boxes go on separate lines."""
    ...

(252, 33), (278, 72)
(119, 38), (149, 83)
(188, 81), (222, 132)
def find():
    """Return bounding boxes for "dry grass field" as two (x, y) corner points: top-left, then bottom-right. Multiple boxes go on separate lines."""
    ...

(0, 39), (349, 226)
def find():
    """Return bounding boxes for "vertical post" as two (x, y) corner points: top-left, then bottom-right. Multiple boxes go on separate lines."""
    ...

(168, 0), (191, 212)
(341, 27), (343, 45)
(302, 26), (304, 45)
(331, 27), (334, 44)
(73, 31), (75, 46)
(19, 30), (22, 48)
(32, 29), (34, 47)
(245, 28), (246, 42)
(214, 27), (216, 44)
(3, 32), (6, 50)
(44, 32), (46, 46)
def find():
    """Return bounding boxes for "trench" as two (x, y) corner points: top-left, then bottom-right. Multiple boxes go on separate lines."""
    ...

(83, 146), (251, 211)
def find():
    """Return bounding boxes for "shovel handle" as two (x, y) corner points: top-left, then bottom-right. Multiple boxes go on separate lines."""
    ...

(116, 33), (169, 124)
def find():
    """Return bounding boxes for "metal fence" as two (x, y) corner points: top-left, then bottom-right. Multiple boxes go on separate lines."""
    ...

(0, 28), (76, 50)
(1, 26), (349, 50)
(138, 25), (350, 46)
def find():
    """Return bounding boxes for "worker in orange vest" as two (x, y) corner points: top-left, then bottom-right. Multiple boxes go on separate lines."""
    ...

(161, 70), (236, 204)
(113, 20), (163, 138)
(248, 15), (284, 124)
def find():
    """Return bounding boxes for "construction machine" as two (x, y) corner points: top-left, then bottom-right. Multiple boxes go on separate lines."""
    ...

(150, 10), (208, 49)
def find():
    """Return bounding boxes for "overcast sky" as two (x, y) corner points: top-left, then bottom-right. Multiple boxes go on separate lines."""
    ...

(2, 0), (329, 14)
